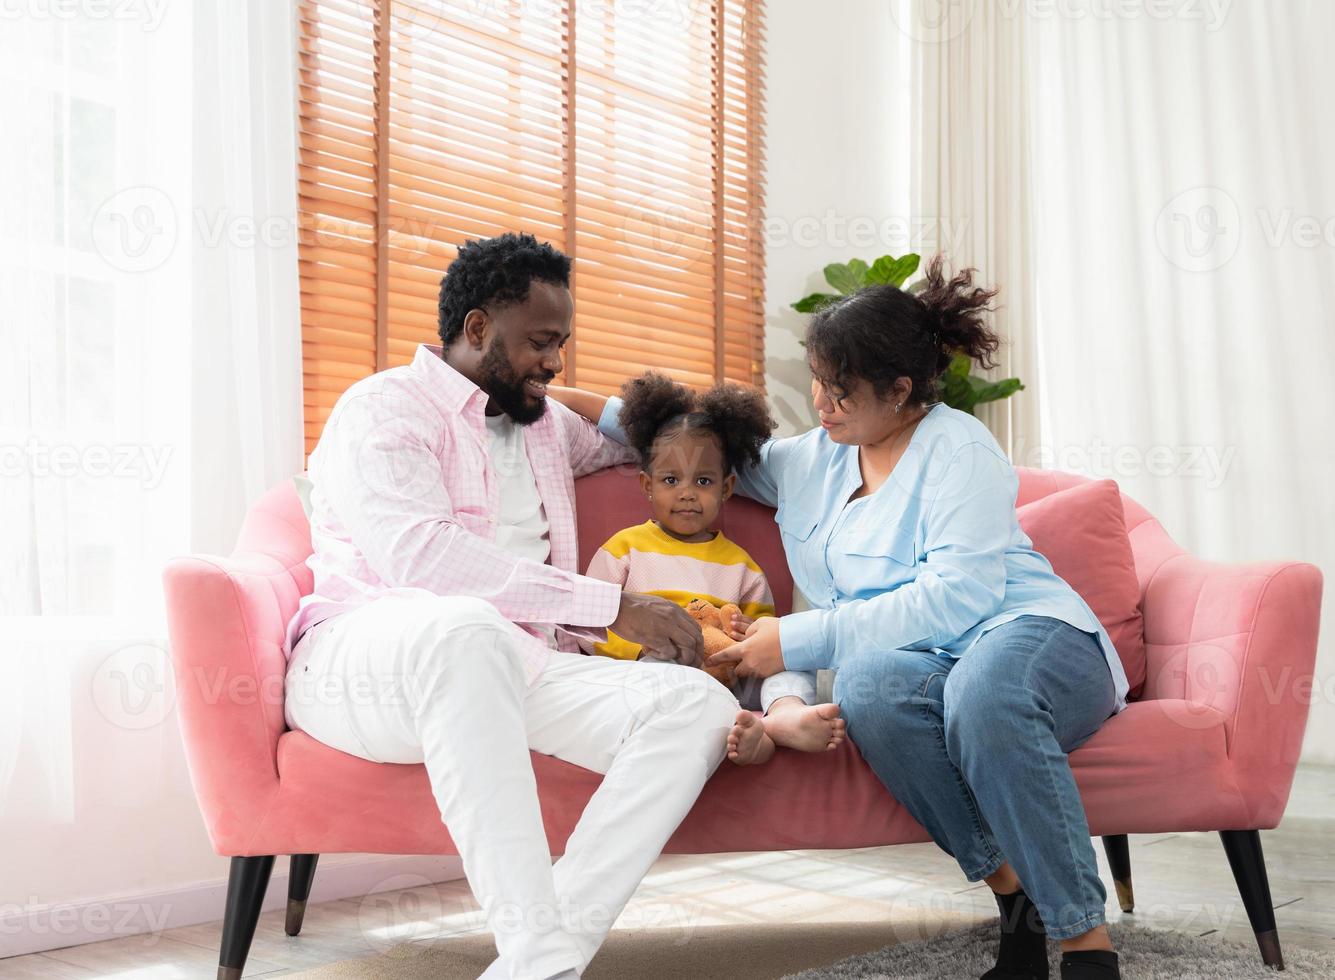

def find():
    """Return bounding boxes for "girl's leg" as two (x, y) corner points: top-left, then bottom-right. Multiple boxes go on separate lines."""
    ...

(759, 669), (818, 710)
(725, 674), (775, 765)
(726, 671), (843, 763)
(943, 618), (1118, 960)
(761, 671), (846, 752)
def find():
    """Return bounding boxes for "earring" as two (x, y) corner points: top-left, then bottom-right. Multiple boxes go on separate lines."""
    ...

(895, 402), (903, 414)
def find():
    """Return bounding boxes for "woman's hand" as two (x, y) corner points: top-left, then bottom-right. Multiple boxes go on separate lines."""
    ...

(705, 616), (785, 679)
(723, 609), (755, 642)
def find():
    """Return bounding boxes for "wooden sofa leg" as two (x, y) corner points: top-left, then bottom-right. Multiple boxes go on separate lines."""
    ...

(1220, 830), (1285, 970)
(219, 855), (275, 980)
(1101, 834), (1134, 913)
(286, 854), (320, 937)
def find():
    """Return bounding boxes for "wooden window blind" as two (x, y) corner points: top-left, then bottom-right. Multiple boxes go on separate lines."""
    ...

(296, 0), (767, 454)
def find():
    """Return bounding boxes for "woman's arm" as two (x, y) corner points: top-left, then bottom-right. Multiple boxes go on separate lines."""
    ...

(546, 385), (608, 425)
(730, 438), (787, 508)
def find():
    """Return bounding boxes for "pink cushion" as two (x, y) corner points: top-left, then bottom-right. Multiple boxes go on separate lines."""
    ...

(1017, 479), (1148, 697)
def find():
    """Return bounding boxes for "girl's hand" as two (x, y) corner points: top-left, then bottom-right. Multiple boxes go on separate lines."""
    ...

(705, 616), (785, 679)
(723, 609), (755, 642)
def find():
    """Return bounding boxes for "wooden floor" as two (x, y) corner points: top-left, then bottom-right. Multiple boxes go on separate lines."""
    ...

(6, 764), (1333, 979)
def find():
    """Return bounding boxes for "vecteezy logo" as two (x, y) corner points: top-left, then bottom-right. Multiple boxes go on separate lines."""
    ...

(357, 874), (445, 954)
(351, 0), (447, 44)
(1154, 186), (1241, 273)
(92, 186), (179, 274)
(91, 642), (177, 730)
(888, 0), (977, 45)
(624, 195), (701, 267)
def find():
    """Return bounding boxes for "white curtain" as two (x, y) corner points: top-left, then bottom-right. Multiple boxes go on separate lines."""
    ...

(905, 0), (1039, 458)
(0, 2), (194, 835)
(902, 0), (1335, 762)
(1024, 0), (1335, 762)
(191, 0), (304, 555)
(0, 0), (303, 922)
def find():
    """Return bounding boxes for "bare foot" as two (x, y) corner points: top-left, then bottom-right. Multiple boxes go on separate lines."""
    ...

(726, 710), (776, 765)
(763, 702), (846, 753)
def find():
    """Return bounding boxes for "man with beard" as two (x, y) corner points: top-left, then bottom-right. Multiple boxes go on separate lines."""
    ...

(284, 234), (735, 980)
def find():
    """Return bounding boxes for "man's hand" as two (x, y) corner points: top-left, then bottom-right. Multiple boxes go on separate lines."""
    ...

(610, 592), (705, 667)
(705, 616), (784, 678)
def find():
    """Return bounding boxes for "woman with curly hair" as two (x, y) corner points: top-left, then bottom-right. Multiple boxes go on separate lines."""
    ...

(553, 256), (1128, 980)
(574, 372), (847, 765)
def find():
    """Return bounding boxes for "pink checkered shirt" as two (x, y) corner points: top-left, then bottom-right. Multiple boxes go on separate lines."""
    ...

(287, 343), (637, 683)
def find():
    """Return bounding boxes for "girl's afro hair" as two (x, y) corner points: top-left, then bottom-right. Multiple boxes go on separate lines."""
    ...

(617, 371), (774, 474)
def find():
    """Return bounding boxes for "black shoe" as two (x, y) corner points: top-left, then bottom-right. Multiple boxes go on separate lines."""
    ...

(1059, 949), (1120, 979)
(980, 889), (1049, 980)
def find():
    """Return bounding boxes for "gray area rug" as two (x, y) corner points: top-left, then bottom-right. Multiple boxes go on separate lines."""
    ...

(284, 918), (1333, 979)
(782, 921), (1334, 979)
(283, 921), (923, 979)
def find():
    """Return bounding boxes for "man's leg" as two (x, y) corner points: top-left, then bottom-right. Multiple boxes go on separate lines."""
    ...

(285, 594), (585, 980)
(520, 650), (737, 972)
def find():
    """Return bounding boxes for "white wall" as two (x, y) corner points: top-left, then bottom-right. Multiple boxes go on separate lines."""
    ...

(762, 1), (911, 437)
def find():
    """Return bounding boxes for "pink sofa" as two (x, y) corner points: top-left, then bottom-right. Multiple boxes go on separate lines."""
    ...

(162, 467), (1322, 979)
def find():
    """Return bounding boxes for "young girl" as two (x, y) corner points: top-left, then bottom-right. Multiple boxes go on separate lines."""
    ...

(554, 372), (845, 766)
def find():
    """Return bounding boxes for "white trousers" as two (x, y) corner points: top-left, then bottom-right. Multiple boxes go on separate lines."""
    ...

(284, 594), (736, 980)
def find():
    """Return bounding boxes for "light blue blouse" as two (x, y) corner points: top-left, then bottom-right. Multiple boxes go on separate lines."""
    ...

(597, 398), (1129, 711)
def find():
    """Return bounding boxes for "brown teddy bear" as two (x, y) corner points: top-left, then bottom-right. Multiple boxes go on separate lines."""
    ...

(686, 598), (743, 687)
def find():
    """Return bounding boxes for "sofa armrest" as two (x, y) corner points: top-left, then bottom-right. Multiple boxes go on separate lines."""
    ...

(1141, 553), (1323, 826)
(162, 554), (293, 852)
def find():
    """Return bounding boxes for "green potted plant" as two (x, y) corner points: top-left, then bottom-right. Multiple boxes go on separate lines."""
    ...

(792, 253), (1023, 417)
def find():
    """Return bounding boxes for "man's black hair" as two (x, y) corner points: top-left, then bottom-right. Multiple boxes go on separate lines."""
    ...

(437, 233), (572, 345)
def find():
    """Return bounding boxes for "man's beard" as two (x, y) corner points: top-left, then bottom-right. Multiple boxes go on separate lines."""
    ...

(478, 337), (551, 425)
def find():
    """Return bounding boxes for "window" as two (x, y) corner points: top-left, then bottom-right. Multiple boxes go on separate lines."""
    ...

(296, 0), (767, 453)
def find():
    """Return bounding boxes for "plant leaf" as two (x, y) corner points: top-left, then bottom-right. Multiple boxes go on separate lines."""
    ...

(937, 359), (1025, 415)
(946, 352), (973, 378)
(867, 253), (921, 288)
(791, 292), (838, 313)
(938, 361), (977, 415)
(823, 260), (868, 295)
(971, 378), (1025, 405)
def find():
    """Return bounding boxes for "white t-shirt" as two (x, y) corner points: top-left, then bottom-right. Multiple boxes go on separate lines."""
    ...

(484, 412), (557, 646)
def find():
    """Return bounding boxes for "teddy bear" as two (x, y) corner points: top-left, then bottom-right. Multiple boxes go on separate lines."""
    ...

(685, 598), (743, 687)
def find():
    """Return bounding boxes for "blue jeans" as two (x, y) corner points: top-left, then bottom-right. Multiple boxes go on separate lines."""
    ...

(834, 615), (1117, 940)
